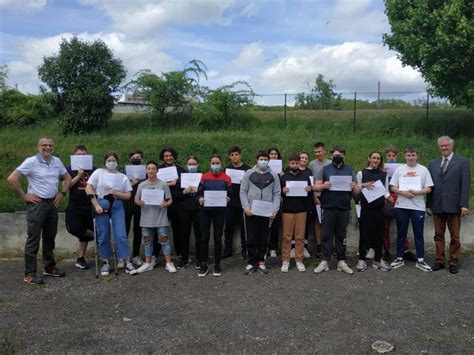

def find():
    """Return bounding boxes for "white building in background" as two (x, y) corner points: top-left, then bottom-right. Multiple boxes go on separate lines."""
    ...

(113, 94), (150, 113)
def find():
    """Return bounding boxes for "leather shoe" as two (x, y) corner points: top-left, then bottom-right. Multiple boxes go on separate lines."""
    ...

(431, 262), (445, 271)
(449, 264), (458, 274)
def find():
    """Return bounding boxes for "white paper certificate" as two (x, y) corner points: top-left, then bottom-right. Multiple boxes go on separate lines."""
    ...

(269, 160), (282, 174)
(385, 163), (403, 178)
(225, 169), (246, 184)
(361, 180), (386, 203)
(157, 166), (179, 182)
(315, 204), (322, 222)
(99, 173), (122, 198)
(329, 175), (352, 191)
(251, 200), (273, 217)
(125, 165), (146, 180)
(286, 181), (308, 197)
(180, 173), (202, 188)
(204, 190), (227, 207)
(309, 176), (314, 185)
(70, 155), (93, 171)
(141, 189), (164, 206)
(399, 176), (422, 191)
(355, 204), (361, 219)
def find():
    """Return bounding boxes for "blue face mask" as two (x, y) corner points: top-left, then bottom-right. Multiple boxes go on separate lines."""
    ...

(257, 160), (269, 170)
(187, 165), (198, 173)
(106, 161), (118, 170)
(210, 164), (221, 173)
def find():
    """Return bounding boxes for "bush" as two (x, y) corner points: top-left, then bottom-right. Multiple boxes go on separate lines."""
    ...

(0, 89), (55, 126)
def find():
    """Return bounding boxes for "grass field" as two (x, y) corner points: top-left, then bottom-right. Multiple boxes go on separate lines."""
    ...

(1, 108), (473, 212)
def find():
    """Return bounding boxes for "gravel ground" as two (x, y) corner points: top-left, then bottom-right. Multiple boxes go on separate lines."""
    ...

(1, 255), (473, 354)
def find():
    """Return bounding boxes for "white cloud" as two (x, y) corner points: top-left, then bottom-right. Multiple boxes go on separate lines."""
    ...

(233, 41), (264, 68)
(81, 0), (239, 37)
(240, 2), (257, 18)
(0, 0), (46, 12)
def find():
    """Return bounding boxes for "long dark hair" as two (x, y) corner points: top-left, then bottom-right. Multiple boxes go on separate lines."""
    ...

(365, 150), (384, 171)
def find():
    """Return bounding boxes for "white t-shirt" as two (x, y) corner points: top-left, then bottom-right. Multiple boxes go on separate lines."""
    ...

(389, 164), (433, 211)
(88, 169), (132, 199)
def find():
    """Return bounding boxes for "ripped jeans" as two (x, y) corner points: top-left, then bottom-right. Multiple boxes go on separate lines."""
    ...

(142, 226), (171, 257)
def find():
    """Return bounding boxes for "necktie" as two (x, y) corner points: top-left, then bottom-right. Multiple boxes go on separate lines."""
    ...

(441, 158), (448, 174)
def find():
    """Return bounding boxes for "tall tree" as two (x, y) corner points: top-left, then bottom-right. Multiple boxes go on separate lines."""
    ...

(38, 36), (126, 134)
(383, 0), (473, 108)
(295, 74), (342, 109)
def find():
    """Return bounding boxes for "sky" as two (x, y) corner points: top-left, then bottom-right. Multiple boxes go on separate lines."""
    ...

(0, 0), (428, 105)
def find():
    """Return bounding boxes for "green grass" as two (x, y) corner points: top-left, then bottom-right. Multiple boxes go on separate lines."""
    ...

(1, 108), (473, 212)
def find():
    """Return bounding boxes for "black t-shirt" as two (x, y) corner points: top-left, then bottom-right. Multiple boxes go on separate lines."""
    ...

(226, 163), (251, 208)
(66, 166), (96, 211)
(280, 169), (312, 213)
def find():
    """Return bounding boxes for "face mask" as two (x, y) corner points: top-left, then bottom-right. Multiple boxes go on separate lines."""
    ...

(187, 165), (198, 173)
(210, 164), (221, 173)
(290, 167), (300, 173)
(106, 161), (118, 170)
(332, 156), (344, 165)
(387, 159), (396, 163)
(131, 159), (141, 165)
(257, 160), (269, 170)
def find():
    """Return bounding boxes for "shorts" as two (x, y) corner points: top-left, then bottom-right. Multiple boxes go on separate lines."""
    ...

(65, 207), (94, 242)
(142, 226), (170, 238)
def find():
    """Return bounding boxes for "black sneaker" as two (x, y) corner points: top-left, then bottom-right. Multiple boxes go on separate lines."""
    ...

(198, 265), (208, 277)
(23, 275), (44, 285)
(176, 260), (189, 269)
(43, 267), (66, 277)
(213, 265), (222, 277)
(404, 251), (417, 262)
(75, 258), (89, 270)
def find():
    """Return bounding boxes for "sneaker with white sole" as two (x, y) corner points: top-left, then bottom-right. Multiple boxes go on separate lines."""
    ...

(416, 260), (432, 272)
(290, 248), (296, 259)
(132, 256), (144, 266)
(151, 256), (158, 269)
(390, 258), (405, 269)
(213, 265), (222, 277)
(75, 257), (89, 270)
(101, 263), (110, 276)
(125, 263), (138, 275)
(166, 262), (177, 273)
(270, 250), (277, 258)
(303, 248), (311, 258)
(356, 260), (367, 272)
(281, 261), (290, 273)
(373, 259), (391, 272)
(313, 260), (329, 274)
(257, 262), (269, 274)
(366, 248), (375, 259)
(198, 265), (208, 277)
(296, 261), (306, 272)
(337, 260), (354, 274)
(137, 263), (153, 273)
(244, 264), (255, 275)
(116, 260), (125, 269)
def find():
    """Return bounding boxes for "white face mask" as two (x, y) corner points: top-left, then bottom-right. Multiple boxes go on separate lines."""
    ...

(106, 161), (118, 170)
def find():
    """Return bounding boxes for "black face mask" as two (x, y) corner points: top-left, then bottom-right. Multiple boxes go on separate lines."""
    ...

(290, 168), (300, 173)
(332, 156), (344, 165)
(131, 159), (141, 165)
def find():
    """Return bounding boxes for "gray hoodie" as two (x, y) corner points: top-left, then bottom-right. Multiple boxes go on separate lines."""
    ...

(240, 166), (281, 214)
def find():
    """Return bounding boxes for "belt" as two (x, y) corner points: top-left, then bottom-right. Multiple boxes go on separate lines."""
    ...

(39, 197), (55, 203)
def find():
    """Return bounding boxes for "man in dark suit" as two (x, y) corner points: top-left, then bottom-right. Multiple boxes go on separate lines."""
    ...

(427, 136), (471, 274)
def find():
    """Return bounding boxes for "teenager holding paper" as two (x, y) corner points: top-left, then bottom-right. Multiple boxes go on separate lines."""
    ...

(389, 147), (433, 272)
(196, 154), (232, 277)
(267, 147), (283, 258)
(85, 152), (138, 276)
(299, 150), (313, 258)
(177, 156), (203, 269)
(134, 160), (176, 273)
(240, 150), (281, 275)
(355, 151), (391, 272)
(280, 154), (313, 272)
(223, 146), (251, 259)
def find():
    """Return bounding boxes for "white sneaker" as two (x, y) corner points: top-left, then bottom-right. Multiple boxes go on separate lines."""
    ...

(415, 260), (432, 272)
(132, 256), (144, 266)
(137, 263), (153, 273)
(303, 248), (311, 258)
(290, 248), (296, 259)
(125, 263), (138, 275)
(166, 262), (177, 273)
(270, 250), (277, 258)
(337, 260), (354, 274)
(296, 261), (306, 272)
(281, 261), (290, 273)
(100, 263), (110, 276)
(116, 260), (125, 269)
(356, 260), (367, 272)
(366, 248), (375, 259)
(313, 260), (329, 274)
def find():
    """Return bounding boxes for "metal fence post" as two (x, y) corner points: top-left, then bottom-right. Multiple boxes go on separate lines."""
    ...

(426, 91), (429, 123)
(353, 92), (357, 133)
(284, 93), (287, 128)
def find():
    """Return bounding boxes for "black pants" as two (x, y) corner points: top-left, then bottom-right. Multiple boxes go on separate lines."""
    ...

(268, 211), (281, 251)
(65, 206), (94, 242)
(25, 200), (58, 276)
(200, 208), (225, 266)
(321, 209), (349, 261)
(244, 215), (271, 266)
(180, 207), (202, 263)
(359, 207), (384, 261)
(224, 206), (246, 253)
(125, 205), (142, 257)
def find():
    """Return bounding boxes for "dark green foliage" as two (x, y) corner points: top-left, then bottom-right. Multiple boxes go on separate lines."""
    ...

(295, 74), (342, 109)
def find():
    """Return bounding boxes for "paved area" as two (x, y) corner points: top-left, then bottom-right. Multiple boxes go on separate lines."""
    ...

(1, 255), (473, 354)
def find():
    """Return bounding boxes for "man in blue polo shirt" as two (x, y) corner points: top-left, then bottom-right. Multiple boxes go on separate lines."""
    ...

(7, 137), (71, 285)
(313, 145), (360, 274)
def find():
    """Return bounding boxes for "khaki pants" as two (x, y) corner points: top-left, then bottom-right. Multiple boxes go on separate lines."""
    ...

(282, 212), (306, 262)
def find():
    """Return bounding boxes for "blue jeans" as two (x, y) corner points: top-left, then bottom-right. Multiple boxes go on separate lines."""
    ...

(395, 208), (425, 259)
(142, 226), (171, 257)
(95, 199), (130, 261)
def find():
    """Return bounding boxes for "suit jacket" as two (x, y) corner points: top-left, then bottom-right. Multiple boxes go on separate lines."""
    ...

(427, 154), (471, 213)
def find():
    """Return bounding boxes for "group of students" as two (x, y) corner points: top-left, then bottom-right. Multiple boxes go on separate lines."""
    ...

(62, 137), (470, 278)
